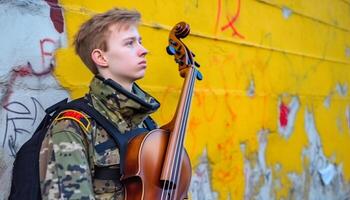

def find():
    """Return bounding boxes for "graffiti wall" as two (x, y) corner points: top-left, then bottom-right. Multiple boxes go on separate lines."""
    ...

(1, 0), (350, 199)
(0, 0), (69, 198)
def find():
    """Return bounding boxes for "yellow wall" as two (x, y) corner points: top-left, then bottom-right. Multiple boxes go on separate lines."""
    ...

(56, 0), (350, 199)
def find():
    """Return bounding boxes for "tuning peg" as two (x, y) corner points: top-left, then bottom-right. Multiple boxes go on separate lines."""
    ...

(169, 39), (178, 46)
(175, 58), (184, 66)
(166, 45), (176, 55)
(194, 61), (200, 68)
(196, 70), (203, 80)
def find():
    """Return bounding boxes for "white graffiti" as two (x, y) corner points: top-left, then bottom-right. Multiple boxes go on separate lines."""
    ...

(0, 1), (69, 199)
(324, 82), (348, 109)
(189, 148), (218, 200)
(286, 108), (350, 200)
(243, 129), (274, 200)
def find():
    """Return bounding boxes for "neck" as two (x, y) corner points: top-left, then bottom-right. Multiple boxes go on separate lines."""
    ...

(98, 73), (133, 92)
(118, 81), (133, 93)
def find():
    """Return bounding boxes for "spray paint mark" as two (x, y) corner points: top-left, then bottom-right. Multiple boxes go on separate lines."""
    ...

(282, 6), (292, 19)
(40, 38), (57, 67)
(278, 96), (300, 138)
(279, 102), (289, 127)
(218, 0), (245, 39)
(44, 0), (64, 33)
(189, 149), (218, 200)
(2, 97), (45, 156)
(215, 0), (222, 35)
(1, 62), (53, 106)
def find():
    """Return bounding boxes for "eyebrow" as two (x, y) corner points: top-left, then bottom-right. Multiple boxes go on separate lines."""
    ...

(122, 36), (142, 41)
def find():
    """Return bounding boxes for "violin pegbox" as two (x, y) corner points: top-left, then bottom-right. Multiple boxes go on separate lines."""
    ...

(166, 22), (203, 80)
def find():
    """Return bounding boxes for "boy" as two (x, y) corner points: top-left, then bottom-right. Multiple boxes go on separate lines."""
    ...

(39, 8), (160, 199)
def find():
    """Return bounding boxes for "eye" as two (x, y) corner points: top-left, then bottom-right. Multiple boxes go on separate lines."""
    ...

(125, 40), (134, 46)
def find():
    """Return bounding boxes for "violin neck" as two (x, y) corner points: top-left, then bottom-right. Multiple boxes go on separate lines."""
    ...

(160, 66), (197, 183)
(173, 67), (197, 139)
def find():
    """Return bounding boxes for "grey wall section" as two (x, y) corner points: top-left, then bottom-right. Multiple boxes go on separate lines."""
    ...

(0, 1), (69, 199)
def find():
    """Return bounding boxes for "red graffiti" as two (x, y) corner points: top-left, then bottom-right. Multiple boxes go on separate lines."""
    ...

(217, 0), (245, 39)
(1, 63), (53, 106)
(215, 0), (222, 35)
(40, 38), (56, 68)
(279, 102), (289, 127)
(44, 0), (64, 33)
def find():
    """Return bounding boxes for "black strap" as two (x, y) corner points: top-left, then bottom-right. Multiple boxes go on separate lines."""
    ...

(95, 127), (148, 154)
(94, 166), (121, 180)
(45, 98), (68, 114)
(95, 140), (116, 154)
(144, 116), (157, 130)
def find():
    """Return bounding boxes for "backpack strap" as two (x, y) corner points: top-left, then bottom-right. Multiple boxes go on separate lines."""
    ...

(94, 166), (121, 180)
(143, 116), (157, 130)
(94, 128), (147, 154)
(59, 97), (153, 176)
(45, 98), (68, 114)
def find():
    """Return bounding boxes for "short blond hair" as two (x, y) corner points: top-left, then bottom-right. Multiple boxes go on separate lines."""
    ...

(73, 8), (141, 74)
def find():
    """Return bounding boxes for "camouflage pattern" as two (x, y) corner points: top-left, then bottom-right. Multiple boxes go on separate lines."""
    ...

(39, 76), (160, 200)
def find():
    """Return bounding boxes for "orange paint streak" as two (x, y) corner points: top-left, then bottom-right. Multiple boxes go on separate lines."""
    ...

(215, 0), (222, 35)
(194, 87), (218, 122)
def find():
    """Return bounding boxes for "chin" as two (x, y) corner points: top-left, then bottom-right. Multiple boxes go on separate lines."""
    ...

(135, 70), (146, 79)
(133, 74), (145, 81)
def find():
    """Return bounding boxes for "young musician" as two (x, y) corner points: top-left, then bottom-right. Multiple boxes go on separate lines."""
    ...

(39, 8), (160, 199)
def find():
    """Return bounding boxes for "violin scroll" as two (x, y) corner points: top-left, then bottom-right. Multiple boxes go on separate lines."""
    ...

(166, 22), (203, 80)
(173, 22), (190, 38)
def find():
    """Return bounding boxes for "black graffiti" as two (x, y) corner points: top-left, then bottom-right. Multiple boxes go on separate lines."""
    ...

(2, 97), (45, 157)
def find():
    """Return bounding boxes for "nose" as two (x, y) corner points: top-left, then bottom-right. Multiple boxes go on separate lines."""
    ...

(137, 44), (148, 57)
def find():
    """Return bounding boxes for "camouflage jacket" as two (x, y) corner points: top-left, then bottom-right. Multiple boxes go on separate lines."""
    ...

(39, 76), (160, 200)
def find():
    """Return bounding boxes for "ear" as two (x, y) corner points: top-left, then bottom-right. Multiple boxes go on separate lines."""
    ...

(91, 49), (108, 67)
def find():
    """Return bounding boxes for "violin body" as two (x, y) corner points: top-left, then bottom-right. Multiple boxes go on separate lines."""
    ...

(121, 129), (191, 200)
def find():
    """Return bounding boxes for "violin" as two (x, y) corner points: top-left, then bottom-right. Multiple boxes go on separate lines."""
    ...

(121, 22), (203, 200)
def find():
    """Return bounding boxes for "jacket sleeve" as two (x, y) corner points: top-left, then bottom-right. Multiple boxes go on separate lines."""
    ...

(39, 119), (95, 200)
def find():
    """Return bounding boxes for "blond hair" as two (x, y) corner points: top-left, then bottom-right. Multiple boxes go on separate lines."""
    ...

(74, 8), (141, 74)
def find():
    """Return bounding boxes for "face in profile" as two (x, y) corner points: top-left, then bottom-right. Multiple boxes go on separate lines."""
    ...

(99, 24), (149, 84)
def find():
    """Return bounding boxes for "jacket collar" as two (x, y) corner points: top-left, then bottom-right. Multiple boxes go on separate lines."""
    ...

(89, 75), (160, 129)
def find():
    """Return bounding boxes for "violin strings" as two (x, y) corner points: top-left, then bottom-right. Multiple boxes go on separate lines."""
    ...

(166, 67), (197, 200)
(161, 67), (195, 200)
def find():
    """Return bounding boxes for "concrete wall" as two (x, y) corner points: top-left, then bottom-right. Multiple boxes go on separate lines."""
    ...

(1, 0), (350, 199)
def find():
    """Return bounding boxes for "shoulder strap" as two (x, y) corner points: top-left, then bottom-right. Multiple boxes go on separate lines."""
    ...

(45, 98), (68, 114)
(56, 97), (149, 175)
(143, 116), (157, 130)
